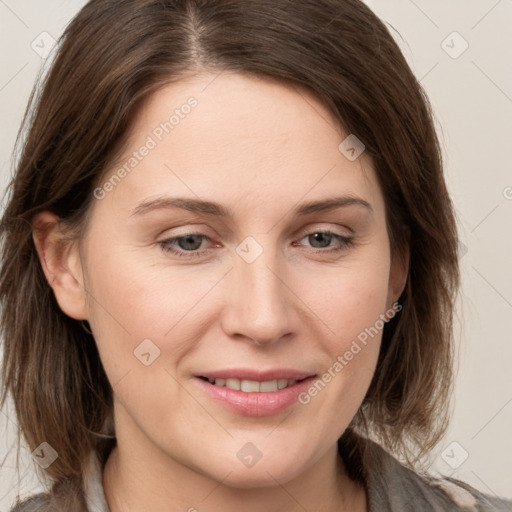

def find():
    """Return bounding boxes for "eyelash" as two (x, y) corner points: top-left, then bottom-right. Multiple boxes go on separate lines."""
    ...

(158, 230), (354, 259)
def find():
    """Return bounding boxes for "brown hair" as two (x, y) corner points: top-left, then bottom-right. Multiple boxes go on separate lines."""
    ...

(1, 0), (460, 500)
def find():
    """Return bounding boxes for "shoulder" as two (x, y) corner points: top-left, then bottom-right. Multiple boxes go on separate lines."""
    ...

(369, 442), (512, 511)
(9, 493), (51, 512)
(433, 476), (512, 511)
(339, 431), (512, 511)
(8, 478), (89, 512)
(9, 441), (114, 512)
(8, 490), (90, 512)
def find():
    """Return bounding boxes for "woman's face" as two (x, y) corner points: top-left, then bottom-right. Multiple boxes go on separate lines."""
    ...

(72, 72), (407, 486)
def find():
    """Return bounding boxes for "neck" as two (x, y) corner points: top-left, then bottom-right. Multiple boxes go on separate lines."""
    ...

(103, 433), (367, 512)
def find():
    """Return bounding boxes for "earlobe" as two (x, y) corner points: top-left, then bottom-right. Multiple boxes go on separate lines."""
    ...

(32, 211), (88, 320)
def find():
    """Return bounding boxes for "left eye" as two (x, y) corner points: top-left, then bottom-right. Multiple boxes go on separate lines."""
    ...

(159, 234), (211, 257)
(298, 231), (351, 250)
(158, 230), (354, 258)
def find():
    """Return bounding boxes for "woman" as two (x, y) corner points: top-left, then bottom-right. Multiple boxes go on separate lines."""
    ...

(1, 0), (510, 510)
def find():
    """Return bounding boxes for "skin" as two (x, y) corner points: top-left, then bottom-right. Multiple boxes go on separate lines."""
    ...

(34, 72), (408, 512)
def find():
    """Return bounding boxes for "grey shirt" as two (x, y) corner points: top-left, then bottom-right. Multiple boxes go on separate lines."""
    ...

(10, 433), (512, 511)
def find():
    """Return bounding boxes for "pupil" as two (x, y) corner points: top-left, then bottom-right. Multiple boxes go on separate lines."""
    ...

(310, 233), (332, 248)
(179, 235), (202, 251)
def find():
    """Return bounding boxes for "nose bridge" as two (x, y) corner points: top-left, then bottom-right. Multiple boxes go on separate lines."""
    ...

(222, 236), (292, 344)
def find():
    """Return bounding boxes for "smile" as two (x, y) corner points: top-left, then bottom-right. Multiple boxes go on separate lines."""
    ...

(199, 377), (302, 392)
(195, 371), (317, 416)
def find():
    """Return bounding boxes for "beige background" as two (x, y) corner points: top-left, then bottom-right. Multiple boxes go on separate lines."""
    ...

(1, 0), (511, 507)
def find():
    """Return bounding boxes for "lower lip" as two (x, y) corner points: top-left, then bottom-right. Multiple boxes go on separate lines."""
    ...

(195, 376), (316, 416)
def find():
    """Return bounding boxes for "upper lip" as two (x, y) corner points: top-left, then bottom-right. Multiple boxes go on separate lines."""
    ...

(197, 369), (316, 381)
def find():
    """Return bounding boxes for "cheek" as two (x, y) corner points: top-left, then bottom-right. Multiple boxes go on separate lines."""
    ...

(295, 257), (391, 343)
(297, 272), (388, 429)
(82, 243), (225, 373)
(292, 256), (390, 402)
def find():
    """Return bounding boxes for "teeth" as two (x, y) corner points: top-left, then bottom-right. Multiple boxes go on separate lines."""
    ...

(211, 377), (299, 392)
(259, 379), (278, 392)
(278, 378), (290, 389)
(241, 380), (260, 392)
(225, 378), (241, 390)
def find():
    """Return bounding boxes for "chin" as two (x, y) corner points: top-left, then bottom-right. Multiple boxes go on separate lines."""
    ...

(201, 445), (309, 488)
(216, 461), (303, 489)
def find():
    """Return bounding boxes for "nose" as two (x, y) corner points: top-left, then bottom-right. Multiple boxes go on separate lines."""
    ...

(219, 244), (296, 346)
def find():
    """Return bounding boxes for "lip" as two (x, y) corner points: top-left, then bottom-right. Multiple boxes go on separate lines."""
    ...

(197, 368), (315, 381)
(194, 368), (317, 417)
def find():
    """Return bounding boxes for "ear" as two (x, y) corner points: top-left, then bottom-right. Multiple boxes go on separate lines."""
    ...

(387, 237), (409, 309)
(32, 211), (88, 320)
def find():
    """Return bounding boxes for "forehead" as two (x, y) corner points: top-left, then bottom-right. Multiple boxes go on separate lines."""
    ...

(95, 72), (383, 220)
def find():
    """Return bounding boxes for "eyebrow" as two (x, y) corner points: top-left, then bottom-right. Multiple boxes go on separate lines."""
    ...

(130, 195), (373, 218)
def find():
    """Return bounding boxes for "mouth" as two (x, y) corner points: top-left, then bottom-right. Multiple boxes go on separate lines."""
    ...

(194, 370), (317, 416)
(197, 376), (309, 392)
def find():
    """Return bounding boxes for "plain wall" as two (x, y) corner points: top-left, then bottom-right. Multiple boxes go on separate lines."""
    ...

(1, 0), (511, 507)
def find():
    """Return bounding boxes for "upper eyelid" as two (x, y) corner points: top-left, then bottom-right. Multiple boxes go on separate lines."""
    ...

(161, 220), (353, 238)
(296, 223), (353, 237)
